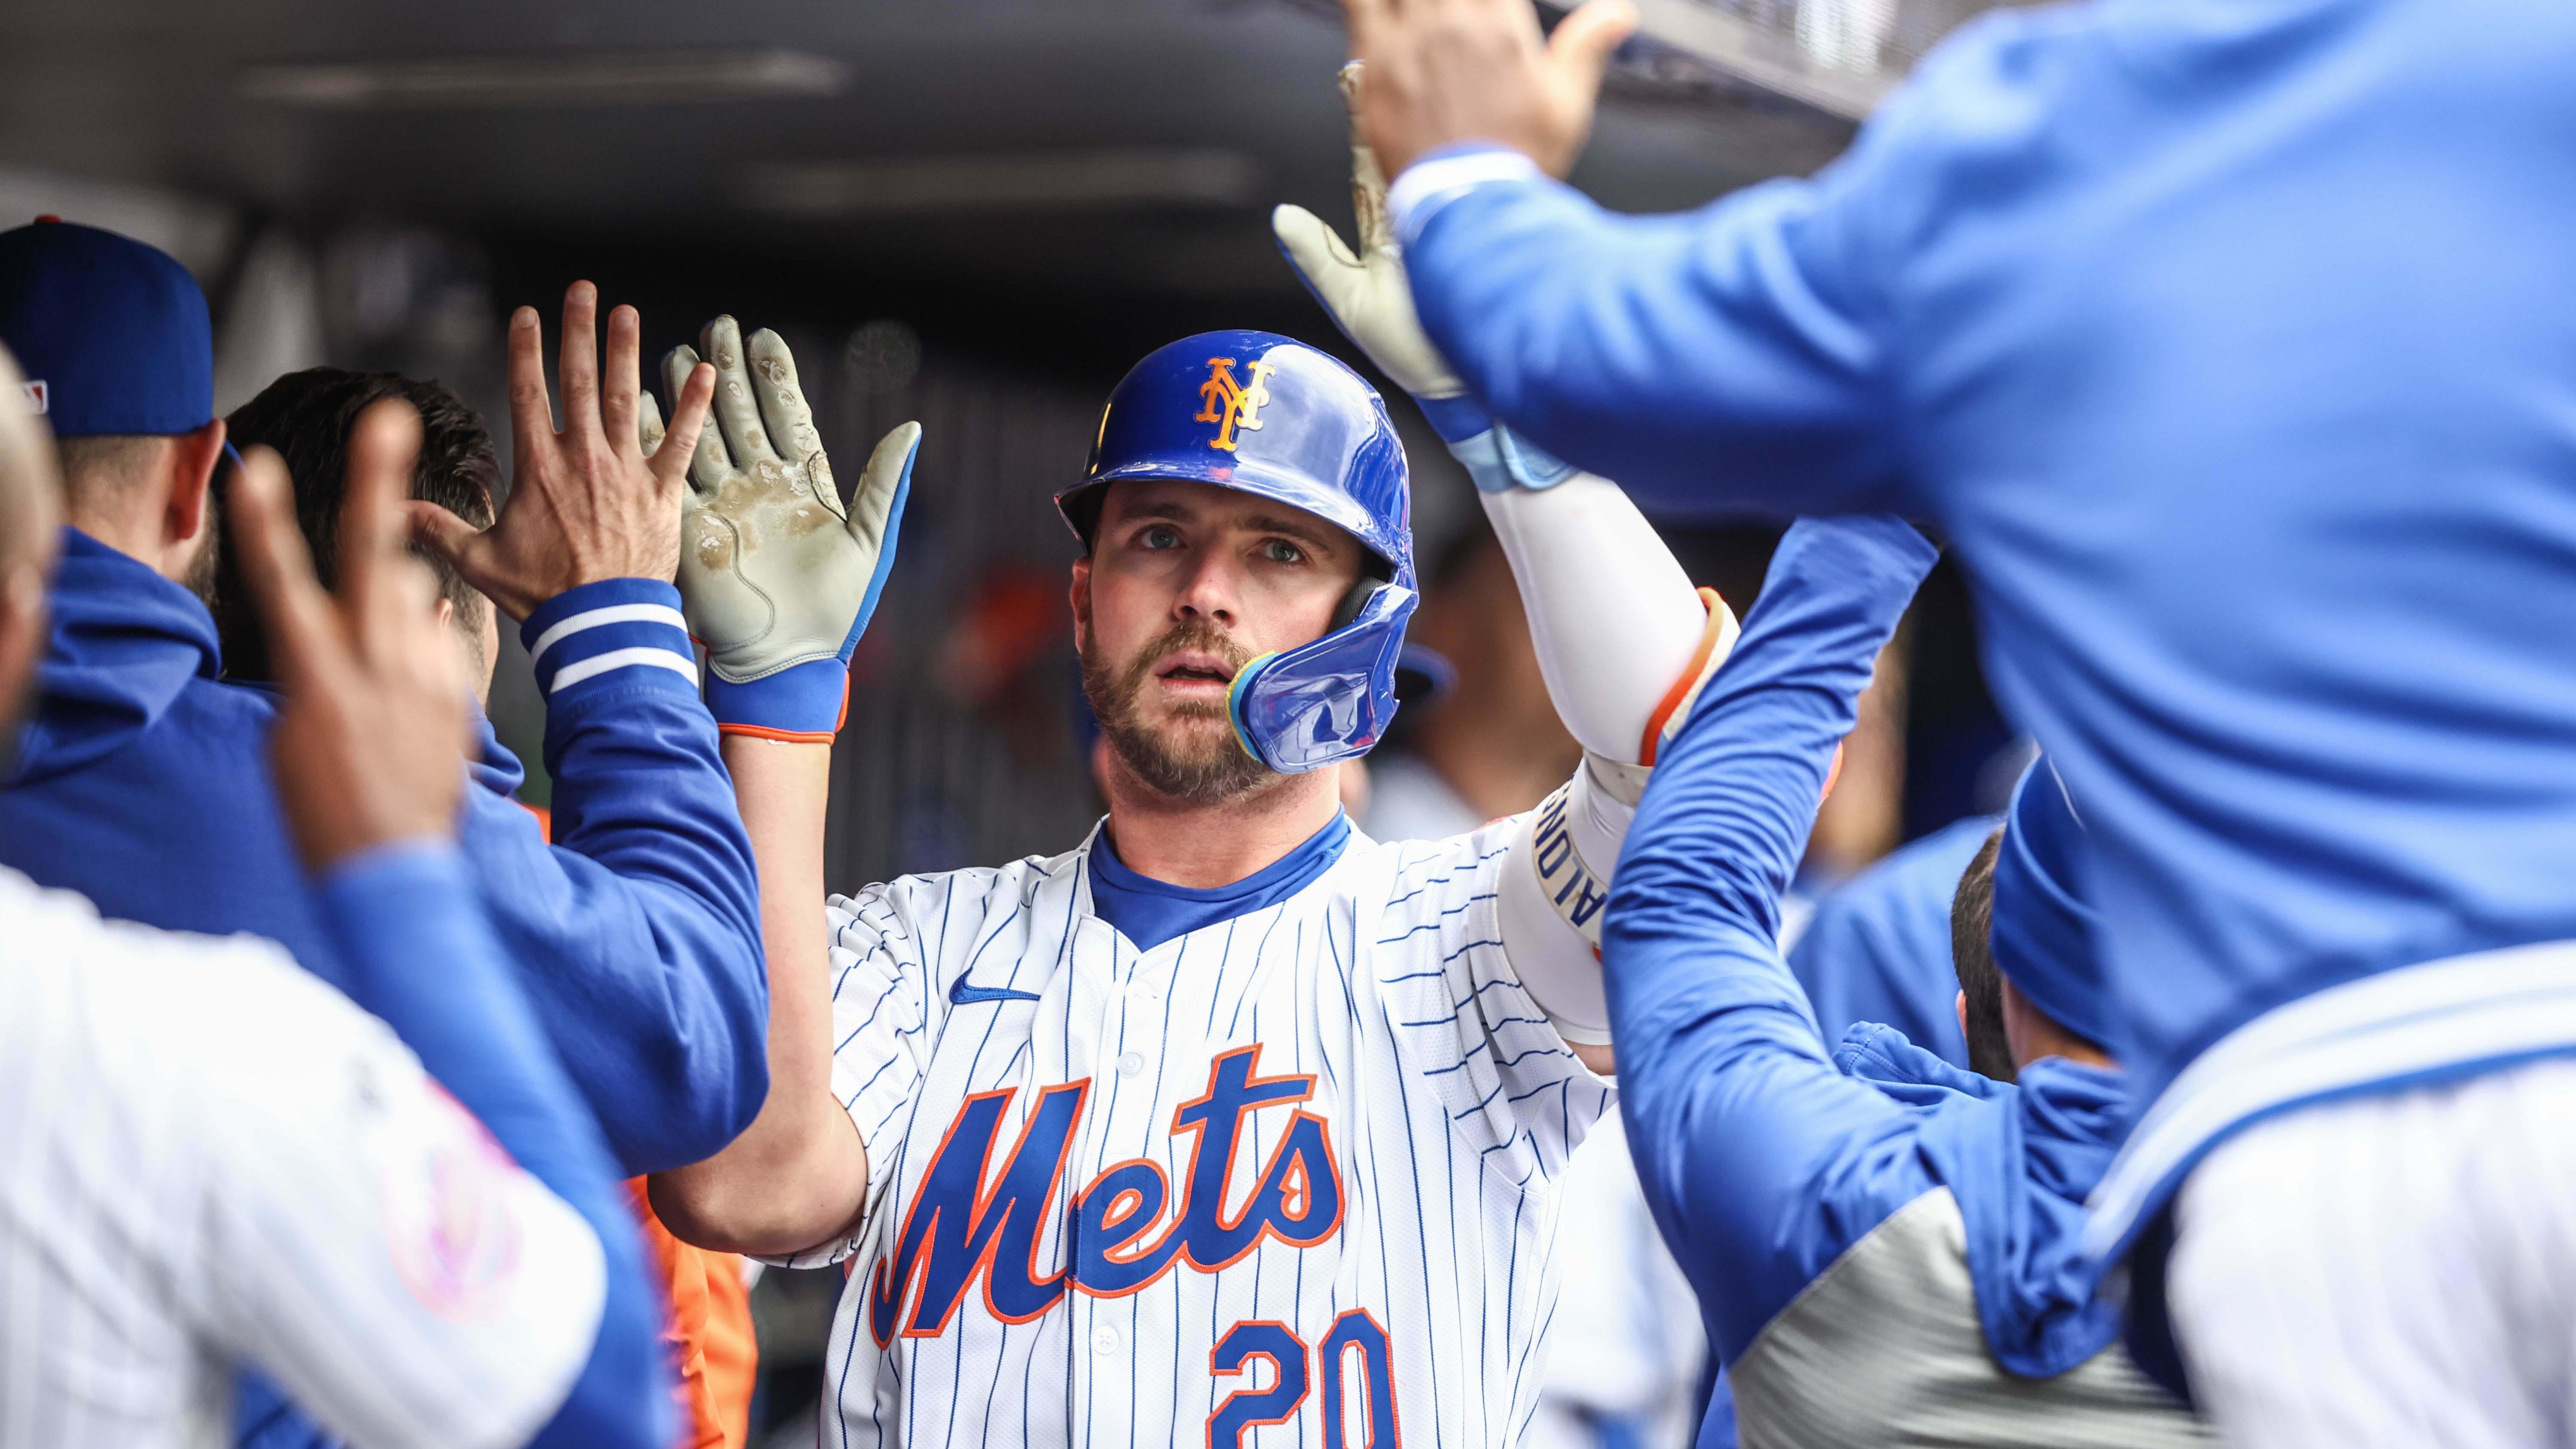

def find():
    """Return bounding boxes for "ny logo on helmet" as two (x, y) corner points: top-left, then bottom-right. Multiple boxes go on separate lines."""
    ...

(1194, 356), (1277, 453)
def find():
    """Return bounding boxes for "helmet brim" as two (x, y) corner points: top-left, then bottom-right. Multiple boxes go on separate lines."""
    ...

(1056, 459), (1402, 583)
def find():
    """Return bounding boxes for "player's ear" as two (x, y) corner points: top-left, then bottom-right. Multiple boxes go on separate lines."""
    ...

(165, 419), (228, 553)
(1069, 557), (1093, 656)
(1955, 990), (1968, 1039)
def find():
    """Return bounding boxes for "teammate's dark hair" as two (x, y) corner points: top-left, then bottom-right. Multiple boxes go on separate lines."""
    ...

(1951, 827), (2014, 1083)
(213, 369), (498, 682)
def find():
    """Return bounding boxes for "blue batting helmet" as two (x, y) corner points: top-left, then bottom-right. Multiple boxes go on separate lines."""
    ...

(1056, 329), (1416, 775)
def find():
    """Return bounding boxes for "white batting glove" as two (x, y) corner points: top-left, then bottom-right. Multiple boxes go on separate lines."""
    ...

(639, 316), (919, 741)
(1272, 62), (1574, 494)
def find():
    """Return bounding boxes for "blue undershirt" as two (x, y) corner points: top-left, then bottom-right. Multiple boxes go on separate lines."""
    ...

(1087, 812), (1352, 952)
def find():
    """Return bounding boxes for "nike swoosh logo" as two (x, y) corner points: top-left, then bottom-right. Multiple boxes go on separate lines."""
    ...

(949, 976), (1043, 1005)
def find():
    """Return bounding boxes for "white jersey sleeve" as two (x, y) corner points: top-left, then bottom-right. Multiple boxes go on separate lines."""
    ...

(1366, 817), (1616, 1182)
(0, 869), (604, 1449)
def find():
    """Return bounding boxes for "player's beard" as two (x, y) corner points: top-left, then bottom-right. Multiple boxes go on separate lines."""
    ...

(1081, 619), (1277, 807)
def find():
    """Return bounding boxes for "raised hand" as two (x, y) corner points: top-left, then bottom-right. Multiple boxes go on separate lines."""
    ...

(1278, 61), (1584, 496)
(1341, 0), (1636, 180)
(229, 399), (469, 869)
(1273, 61), (1470, 402)
(409, 282), (718, 621)
(639, 316), (918, 741)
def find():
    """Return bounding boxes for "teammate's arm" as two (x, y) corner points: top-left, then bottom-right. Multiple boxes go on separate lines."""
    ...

(1601, 515), (1946, 1359)
(223, 402), (669, 1446)
(412, 284), (769, 1176)
(1277, 68), (1734, 1070)
(1331, 0), (1914, 522)
(642, 321), (919, 1258)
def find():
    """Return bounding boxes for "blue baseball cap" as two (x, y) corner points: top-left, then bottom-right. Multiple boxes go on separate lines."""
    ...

(0, 217), (215, 439)
(1989, 755), (2111, 1049)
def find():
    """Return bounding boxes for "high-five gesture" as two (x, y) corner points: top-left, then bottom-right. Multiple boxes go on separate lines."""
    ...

(229, 399), (470, 869)
(640, 316), (917, 742)
(1275, 62), (1470, 404)
(410, 282), (718, 621)
(1341, 0), (1636, 180)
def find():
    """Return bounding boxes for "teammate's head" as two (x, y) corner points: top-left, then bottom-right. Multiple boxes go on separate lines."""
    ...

(1058, 331), (1416, 807)
(0, 341), (63, 768)
(1952, 759), (2112, 1082)
(0, 219), (229, 601)
(216, 369), (501, 700)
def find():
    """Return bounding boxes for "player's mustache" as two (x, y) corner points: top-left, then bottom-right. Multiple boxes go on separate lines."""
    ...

(1118, 622), (1254, 697)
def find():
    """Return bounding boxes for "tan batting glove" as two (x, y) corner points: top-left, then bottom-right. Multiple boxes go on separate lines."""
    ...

(639, 316), (919, 740)
(1271, 62), (1469, 403)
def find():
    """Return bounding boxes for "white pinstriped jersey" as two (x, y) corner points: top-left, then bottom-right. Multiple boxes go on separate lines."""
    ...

(0, 867), (605, 1449)
(787, 815), (1613, 1449)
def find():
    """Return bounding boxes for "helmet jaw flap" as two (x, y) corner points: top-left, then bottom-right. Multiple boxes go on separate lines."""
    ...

(1227, 580), (1418, 774)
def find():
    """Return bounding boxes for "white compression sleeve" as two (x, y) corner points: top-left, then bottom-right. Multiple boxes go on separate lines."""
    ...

(1481, 473), (1711, 765)
(1481, 473), (1726, 1045)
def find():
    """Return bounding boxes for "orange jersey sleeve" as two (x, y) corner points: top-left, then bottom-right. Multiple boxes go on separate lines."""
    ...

(627, 1179), (759, 1449)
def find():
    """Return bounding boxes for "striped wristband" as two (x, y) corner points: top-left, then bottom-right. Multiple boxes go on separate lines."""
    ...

(1387, 143), (1544, 249)
(520, 580), (699, 703)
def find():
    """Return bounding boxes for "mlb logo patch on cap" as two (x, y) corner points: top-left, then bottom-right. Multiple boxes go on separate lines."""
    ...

(21, 378), (45, 415)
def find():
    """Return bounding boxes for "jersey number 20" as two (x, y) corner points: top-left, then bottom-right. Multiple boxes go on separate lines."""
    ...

(1208, 1311), (1400, 1448)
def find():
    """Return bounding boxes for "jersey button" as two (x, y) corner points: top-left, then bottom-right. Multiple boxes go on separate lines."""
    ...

(1126, 980), (1160, 1002)
(1117, 1051), (1145, 1077)
(1092, 1325), (1121, 1356)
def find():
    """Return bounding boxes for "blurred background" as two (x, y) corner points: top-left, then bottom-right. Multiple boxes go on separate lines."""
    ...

(0, 0), (2032, 1442)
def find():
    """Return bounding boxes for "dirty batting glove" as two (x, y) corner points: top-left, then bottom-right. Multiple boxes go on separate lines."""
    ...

(640, 316), (919, 741)
(1271, 61), (1575, 495)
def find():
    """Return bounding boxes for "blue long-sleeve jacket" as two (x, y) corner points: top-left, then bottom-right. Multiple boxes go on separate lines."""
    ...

(1400, 0), (2576, 1261)
(1605, 519), (2194, 1443)
(318, 845), (668, 1449)
(0, 530), (766, 1175)
(0, 533), (766, 1448)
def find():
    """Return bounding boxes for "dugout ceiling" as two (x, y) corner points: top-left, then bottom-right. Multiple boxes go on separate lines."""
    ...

(0, 0), (1855, 304)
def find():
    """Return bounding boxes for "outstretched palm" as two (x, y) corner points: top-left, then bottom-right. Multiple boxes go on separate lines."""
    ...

(639, 316), (917, 684)
(409, 281), (716, 622)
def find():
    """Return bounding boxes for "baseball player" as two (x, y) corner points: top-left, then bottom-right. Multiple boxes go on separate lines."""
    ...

(0, 355), (668, 1449)
(1345, 2), (2576, 1437)
(642, 195), (1738, 1444)
(1606, 513), (2205, 1445)
(0, 222), (762, 1448)
(216, 362), (766, 1449)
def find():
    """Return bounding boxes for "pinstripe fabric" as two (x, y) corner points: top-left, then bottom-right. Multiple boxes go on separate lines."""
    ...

(2167, 1057), (2576, 1449)
(0, 868), (604, 1449)
(784, 817), (1612, 1447)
